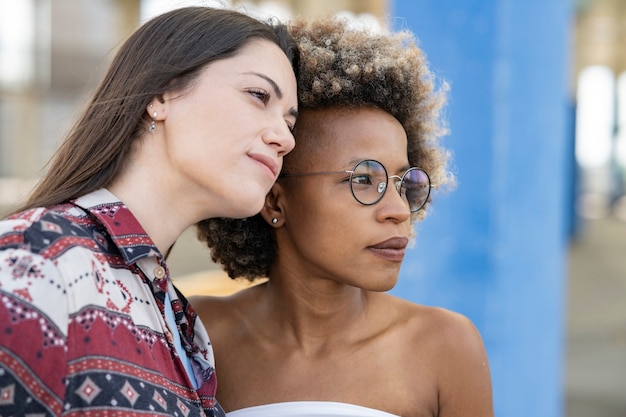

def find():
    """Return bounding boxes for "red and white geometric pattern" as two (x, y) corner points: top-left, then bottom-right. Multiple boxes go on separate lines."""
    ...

(0, 189), (224, 416)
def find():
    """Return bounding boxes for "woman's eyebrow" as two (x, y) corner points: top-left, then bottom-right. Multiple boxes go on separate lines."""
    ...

(245, 72), (283, 99)
(245, 71), (298, 119)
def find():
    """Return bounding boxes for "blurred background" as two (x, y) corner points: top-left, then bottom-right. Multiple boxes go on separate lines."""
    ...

(0, 0), (625, 416)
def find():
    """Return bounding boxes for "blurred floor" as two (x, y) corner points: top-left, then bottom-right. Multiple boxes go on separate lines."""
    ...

(566, 216), (626, 417)
(170, 217), (626, 417)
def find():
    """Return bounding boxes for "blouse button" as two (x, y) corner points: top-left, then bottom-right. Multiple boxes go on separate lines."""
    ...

(154, 266), (166, 279)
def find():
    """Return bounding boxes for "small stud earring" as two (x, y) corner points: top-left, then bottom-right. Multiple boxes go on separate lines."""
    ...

(271, 218), (278, 224)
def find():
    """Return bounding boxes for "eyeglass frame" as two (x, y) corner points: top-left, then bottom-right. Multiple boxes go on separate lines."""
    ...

(279, 159), (432, 212)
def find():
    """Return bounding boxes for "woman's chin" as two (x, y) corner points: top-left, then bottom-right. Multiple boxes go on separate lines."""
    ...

(226, 196), (265, 219)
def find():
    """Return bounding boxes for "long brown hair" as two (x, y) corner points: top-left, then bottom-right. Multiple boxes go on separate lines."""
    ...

(16, 6), (298, 213)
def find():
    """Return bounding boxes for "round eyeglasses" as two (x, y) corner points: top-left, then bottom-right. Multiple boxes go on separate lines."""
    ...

(280, 159), (432, 212)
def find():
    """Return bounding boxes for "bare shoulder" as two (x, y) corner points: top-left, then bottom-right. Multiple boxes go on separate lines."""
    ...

(188, 284), (261, 336)
(382, 295), (494, 417)
(414, 302), (483, 353)
(188, 292), (234, 319)
(384, 296), (483, 351)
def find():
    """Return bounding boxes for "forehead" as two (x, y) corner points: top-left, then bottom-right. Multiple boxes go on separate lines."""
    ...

(205, 39), (294, 82)
(234, 38), (279, 59)
(290, 107), (408, 169)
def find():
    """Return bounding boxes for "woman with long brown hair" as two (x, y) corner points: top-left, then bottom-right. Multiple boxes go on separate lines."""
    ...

(0, 6), (298, 417)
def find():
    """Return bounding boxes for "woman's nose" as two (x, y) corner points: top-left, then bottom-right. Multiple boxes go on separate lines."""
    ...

(263, 123), (295, 157)
(378, 177), (411, 222)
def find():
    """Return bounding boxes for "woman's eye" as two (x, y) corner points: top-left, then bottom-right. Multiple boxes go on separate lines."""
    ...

(351, 174), (374, 185)
(249, 89), (270, 105)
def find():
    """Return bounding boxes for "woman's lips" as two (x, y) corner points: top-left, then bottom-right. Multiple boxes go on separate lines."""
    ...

(249, 153), (279, 179)
(367, 237), (409, 262)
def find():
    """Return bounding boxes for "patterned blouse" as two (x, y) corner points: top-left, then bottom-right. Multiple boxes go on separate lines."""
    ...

(0, 189), (225, 417)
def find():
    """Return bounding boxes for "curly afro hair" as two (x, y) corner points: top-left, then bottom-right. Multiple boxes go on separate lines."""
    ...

(197, 15), (453, 281)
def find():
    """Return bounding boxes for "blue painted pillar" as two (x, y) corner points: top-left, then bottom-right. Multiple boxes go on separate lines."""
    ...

(389, 1), (572, 416)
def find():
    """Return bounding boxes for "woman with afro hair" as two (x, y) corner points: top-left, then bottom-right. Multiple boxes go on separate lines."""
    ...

(192, 15), (493, 417)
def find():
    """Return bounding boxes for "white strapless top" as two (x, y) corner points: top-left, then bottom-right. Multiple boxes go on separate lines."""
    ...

(226, 401), (401, 417)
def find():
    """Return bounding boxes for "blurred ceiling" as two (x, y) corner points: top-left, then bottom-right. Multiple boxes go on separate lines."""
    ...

(575, 0), (626, 79)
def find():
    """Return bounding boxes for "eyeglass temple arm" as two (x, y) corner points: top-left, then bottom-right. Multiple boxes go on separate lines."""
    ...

(279, 170), (353, 178)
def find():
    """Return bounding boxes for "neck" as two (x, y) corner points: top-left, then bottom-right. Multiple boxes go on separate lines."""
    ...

(105, 135), (192, 254)
(260, 272), (372, 354)
(106, 133), (224, 254)
(107, 179), (188, 255)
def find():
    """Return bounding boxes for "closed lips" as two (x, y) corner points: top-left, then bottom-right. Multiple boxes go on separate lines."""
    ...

(369, 237), (408, 250)
(249, 153), (279, 178)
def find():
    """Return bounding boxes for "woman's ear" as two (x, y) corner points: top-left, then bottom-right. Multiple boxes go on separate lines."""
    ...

(260, 182), (285, 227)
(147, 96), (166, 121)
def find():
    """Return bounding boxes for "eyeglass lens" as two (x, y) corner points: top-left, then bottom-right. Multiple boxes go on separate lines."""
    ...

(350, 160), (430, 212)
